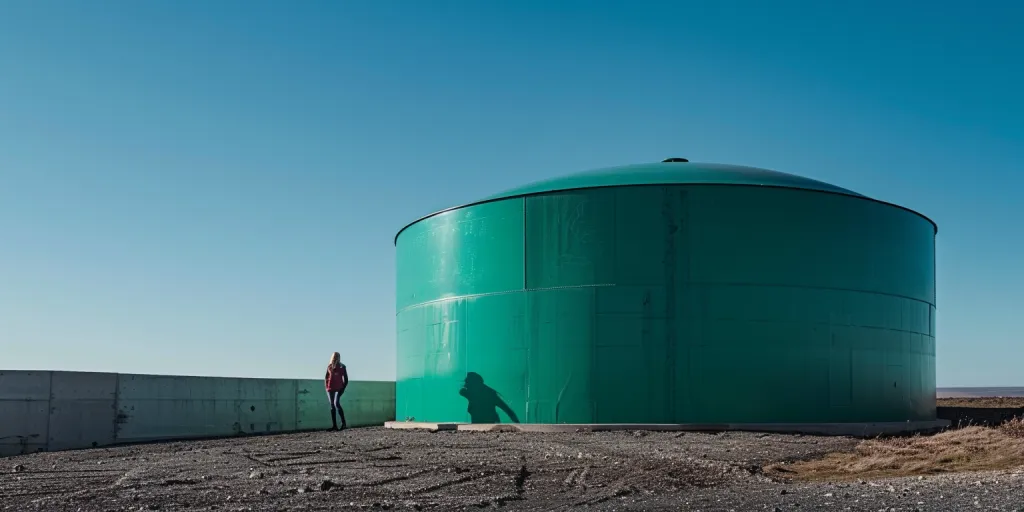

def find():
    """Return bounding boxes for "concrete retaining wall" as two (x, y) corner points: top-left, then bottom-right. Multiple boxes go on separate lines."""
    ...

(0, 370), (395, 456)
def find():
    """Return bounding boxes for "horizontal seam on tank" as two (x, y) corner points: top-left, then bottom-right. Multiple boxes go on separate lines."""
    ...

(725, 317), (934, 337)
(393, 182), (938, 245)
(395, 283), (615, 314)
(397, 282), (935, 314)
(686, 281), (935, 306)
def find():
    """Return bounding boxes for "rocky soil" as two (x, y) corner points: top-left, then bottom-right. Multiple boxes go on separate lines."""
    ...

(2, 427), (1023, 511)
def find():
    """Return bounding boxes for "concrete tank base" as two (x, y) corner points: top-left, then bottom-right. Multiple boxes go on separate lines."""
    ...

(385, 420), (950, 437)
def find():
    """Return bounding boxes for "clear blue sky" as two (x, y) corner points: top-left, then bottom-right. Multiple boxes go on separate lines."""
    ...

(1, 1), (1021, 386)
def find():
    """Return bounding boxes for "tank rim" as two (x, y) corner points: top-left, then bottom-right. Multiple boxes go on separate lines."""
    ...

(394, 183), (938, 245)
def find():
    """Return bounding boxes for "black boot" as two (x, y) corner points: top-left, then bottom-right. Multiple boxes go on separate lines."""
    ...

(330, 409), (338, 431)
(338, 406), (347, 430)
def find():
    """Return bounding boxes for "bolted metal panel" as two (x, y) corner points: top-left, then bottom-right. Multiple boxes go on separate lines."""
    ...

(396, 167), (937, 424)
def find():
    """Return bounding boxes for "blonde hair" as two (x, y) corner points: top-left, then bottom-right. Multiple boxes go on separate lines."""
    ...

(328, 352), (341, 368)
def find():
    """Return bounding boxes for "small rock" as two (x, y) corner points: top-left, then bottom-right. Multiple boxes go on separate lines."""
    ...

(320, 479), (335, 492)
(12, 465), (25, 473)
(780, 489), (788, 495)
(248, 471), (263, 479)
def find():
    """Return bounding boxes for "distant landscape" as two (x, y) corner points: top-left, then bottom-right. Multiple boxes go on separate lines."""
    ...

(937, 387), (1024, 398)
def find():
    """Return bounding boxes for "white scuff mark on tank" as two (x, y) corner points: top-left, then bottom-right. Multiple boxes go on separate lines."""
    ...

(556, 198), (600, 270)
(554, 371), (574, 424)
(438, 316), (453, 374)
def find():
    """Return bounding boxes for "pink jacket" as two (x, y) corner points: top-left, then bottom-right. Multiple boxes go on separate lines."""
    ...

(325, 364), (348, 392)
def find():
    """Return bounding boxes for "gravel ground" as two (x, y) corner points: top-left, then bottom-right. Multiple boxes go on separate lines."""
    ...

(2, 427), (1023, 511)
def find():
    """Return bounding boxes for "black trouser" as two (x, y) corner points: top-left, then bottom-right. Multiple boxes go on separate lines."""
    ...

(327, 390), (347, 429)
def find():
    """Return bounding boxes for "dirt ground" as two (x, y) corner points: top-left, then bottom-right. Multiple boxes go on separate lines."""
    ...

(3, 427), (1024, 511)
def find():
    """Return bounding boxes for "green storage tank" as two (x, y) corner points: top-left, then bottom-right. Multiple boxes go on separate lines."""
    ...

(394, 159), (937, 424)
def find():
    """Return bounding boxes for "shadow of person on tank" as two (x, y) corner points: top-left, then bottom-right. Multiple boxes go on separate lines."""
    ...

(459, 372), (520, 424)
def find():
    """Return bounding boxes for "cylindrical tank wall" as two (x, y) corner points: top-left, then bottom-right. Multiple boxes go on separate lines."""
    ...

(395, 185), (936, 424)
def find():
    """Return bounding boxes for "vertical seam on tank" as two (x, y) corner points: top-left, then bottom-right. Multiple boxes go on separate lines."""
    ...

(590, 286), (597, 422)
(678, 189), (689, 421)
(612, 188), (618, 291)
(605, 189), (617, 423)
(662, 187), (677, 421)
(522, 196), (528, 422)
(522, 196), (527, 291)
(463, 299), (469, 424)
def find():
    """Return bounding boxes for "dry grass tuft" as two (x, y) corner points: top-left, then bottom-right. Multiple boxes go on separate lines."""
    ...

(767, 418), (1024, 481)
(999, 416), (1024, 438)
(938, 397), (1024, 409)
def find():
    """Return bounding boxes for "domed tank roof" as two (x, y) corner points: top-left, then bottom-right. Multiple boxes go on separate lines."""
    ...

(479, 160), (864, 202)
(395, 159), (936, 244)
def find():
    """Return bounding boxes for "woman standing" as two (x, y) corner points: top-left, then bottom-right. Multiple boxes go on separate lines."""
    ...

(325, 352), (349, 430)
